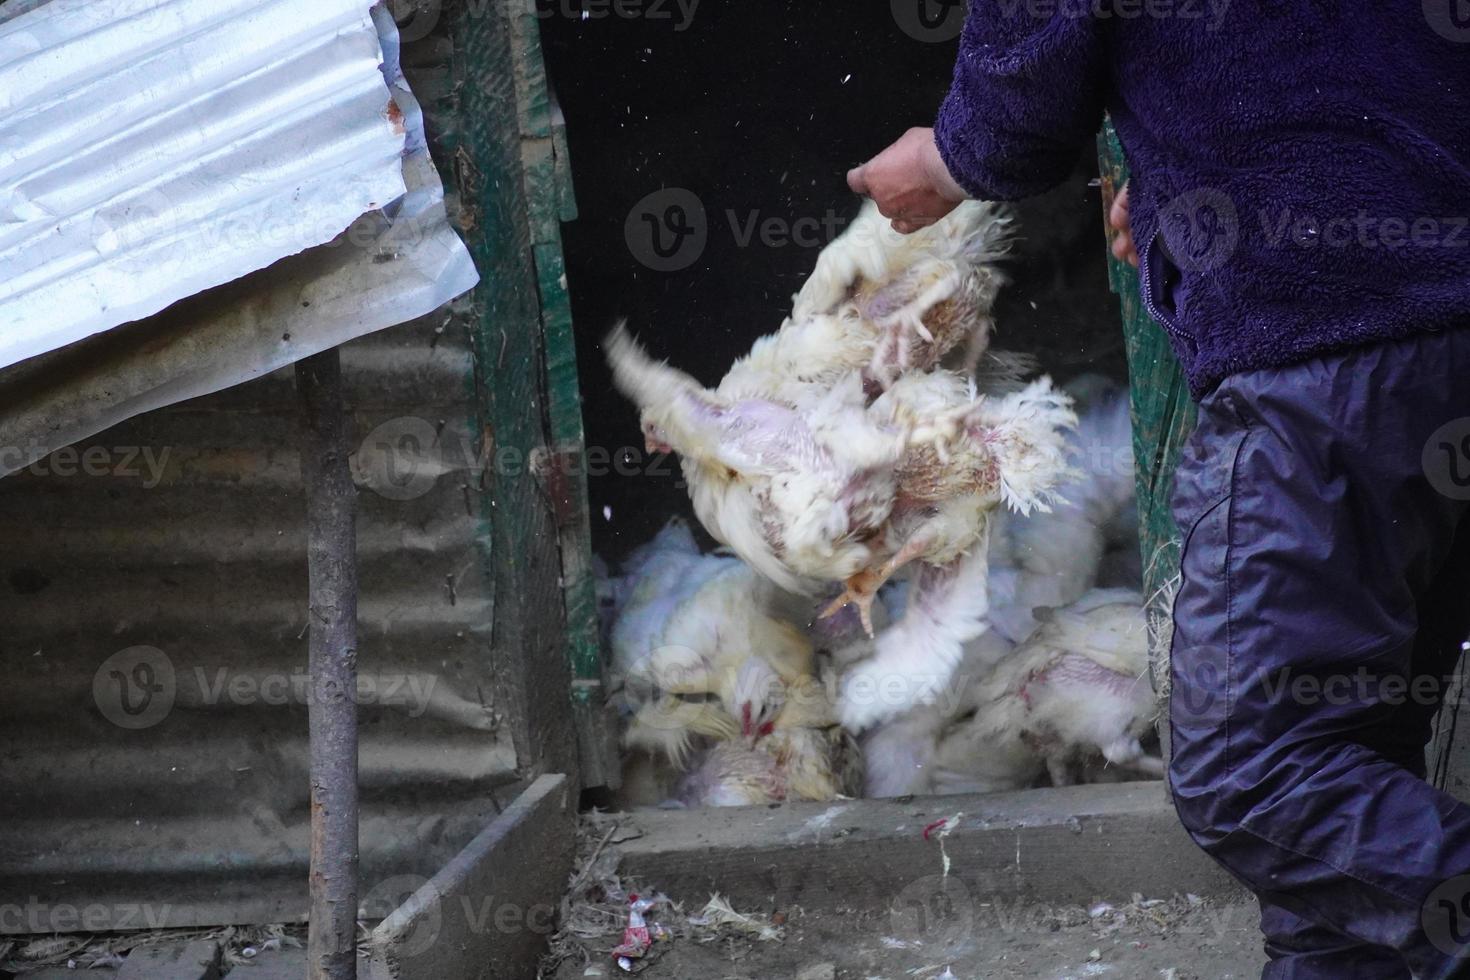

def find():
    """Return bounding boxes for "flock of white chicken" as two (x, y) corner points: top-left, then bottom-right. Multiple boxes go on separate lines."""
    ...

(598, 199), (1162, 807)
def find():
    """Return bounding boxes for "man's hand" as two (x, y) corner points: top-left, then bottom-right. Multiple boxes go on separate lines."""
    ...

(1109, 183), (1139, 267)
(847, 127), (969, 234)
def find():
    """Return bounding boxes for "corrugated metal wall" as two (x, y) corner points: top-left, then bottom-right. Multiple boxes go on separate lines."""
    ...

(0, 316), (529, 928)
(0, 0), (592, 931)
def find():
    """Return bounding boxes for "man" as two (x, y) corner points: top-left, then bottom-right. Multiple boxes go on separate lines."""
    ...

(849, 5), (1470, 978)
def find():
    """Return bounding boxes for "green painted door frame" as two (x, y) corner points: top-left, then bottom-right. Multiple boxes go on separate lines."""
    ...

(1097, 120), (1198, 759)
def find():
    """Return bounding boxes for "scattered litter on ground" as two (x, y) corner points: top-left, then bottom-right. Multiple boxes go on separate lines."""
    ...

(541, 815), (790, 978)
(922, 812), (964, 877)
(541, 814), (1264, 980)
(0, 924), (303, 975)
(690, 895), (783, 942)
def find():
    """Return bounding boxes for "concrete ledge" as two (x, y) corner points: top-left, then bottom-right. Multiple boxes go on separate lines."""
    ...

(615, 781), (1242, 912)
(367, 774), (574, 980)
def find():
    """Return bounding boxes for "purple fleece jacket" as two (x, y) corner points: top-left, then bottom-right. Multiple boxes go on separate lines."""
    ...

(934, 2), (1470, 397)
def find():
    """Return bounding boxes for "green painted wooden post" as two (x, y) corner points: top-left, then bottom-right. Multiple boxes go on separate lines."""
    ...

(1097, 121), (1197, 754)
(454, 0), (618, 789)
(452, 0), (585, 784)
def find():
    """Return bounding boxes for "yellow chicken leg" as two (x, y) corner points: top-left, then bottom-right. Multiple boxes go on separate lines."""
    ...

(819, 533), (936, 637)
(820, 567), (886, 638)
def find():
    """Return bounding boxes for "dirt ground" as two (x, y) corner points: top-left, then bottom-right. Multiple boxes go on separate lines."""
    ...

(549, 895), (1266, 980)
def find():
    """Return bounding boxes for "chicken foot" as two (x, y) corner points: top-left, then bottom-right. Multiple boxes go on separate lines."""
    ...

(866, 268), (965, 384)
(819, 531), (936, 637)
(908, 397), (984, 465)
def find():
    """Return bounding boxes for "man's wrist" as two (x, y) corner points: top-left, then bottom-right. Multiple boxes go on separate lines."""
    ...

(921, 130), (969, 203)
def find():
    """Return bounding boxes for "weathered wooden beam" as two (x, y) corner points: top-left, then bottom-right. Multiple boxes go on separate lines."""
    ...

(615, 782), (1241, 913)
(297, 349), (361, 980)
(452, 0), (580, 784)
(367, 774), (575, 980)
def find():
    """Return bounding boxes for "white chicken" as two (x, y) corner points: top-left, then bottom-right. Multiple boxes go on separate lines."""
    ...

(983, 588), (1161, 785)
(607, 520), (867, 807)
(828, 370), (1075, 630)
(606, 329), (910, 596)
(986, 380), (1138, 643)
(861, 627), (1016, 798)
(607, 518), (857, 765)
(608, 519), (730, 670)
(791, 198), (1014, 384)
(616, 562), (817, 763)
(864, 589), (1161, 797)
(610, 327), (1071, 629)
(606, 197), (1075, 735)
(603, 198), (1025, 598)
(676, 722), (863, 808)
(673, 665), (862, 807)
(821, 368), (1074, 732)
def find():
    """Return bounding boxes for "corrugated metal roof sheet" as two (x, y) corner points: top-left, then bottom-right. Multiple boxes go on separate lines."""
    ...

(0, 0), (430, 370)
(0, 0), (480, 474)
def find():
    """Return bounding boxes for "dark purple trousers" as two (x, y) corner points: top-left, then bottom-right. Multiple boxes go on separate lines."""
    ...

(1168, 328), (1470, 979)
